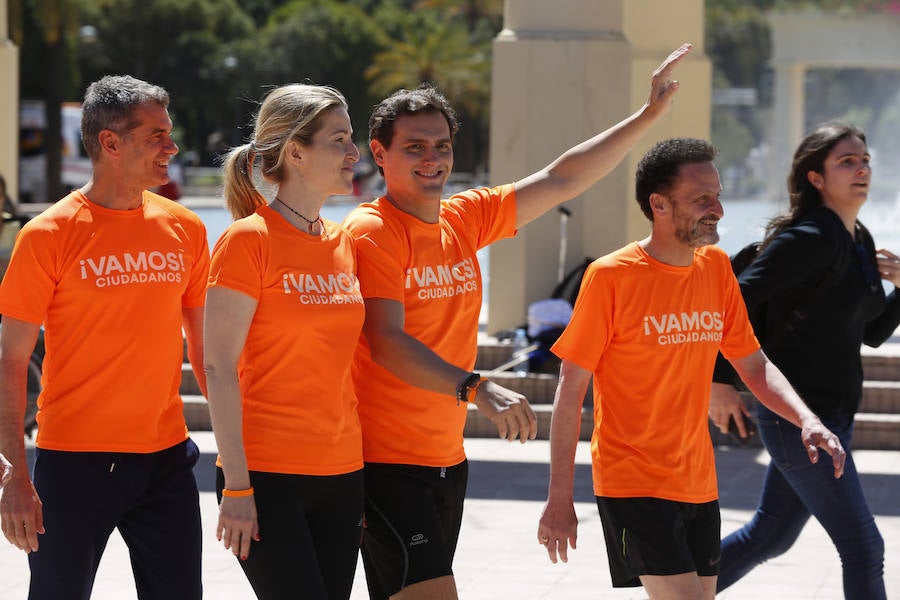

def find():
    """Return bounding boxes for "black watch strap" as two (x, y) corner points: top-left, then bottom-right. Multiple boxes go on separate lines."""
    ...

(456, 371), (482, 406)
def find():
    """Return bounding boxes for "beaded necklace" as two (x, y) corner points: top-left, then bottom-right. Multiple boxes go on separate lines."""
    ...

(274, 197), (321, 234)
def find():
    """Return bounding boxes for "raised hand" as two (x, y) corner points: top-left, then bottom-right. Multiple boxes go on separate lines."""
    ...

(645, 42), (692, 116)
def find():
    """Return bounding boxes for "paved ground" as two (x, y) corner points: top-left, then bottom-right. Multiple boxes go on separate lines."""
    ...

(1, 432), (897, 599)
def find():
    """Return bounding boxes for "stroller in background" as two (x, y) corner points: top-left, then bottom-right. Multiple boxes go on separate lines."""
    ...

(497, 206), (593, 374)
(522, 257), (592, 374)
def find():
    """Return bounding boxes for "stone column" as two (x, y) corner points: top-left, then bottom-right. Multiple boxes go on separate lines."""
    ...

(769, 62), (805, 203)
(0, 0), (19, 198)
(487, 0), (710, 334)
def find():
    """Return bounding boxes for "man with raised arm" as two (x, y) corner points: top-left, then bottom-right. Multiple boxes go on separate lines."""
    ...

(346, 43), (693, 600)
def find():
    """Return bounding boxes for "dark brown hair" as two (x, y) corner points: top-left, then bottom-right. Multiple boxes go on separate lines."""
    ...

(763, 120), (866, 245)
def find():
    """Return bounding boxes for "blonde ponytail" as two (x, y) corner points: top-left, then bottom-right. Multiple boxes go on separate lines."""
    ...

(222, 144), (267, 220)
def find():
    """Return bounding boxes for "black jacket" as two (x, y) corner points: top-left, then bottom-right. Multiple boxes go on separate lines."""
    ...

(737, 205), (900, 419)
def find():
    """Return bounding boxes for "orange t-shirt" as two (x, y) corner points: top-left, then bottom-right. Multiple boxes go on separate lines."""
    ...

(551, 243), (759, 503)
(208, 206), (364, 475)
(0, 191), (209, 453)
(344, 185), (517, 466)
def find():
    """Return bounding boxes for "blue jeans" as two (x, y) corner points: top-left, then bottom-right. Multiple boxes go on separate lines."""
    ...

(718, 405), (885, 599)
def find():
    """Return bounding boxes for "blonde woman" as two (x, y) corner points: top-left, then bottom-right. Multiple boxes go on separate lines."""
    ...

(204, 84), (363, 600)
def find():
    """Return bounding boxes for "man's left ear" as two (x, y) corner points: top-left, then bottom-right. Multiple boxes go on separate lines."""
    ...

(98, 130), (120, 157)
(649, 192), (668, 216)
(370, 139), (386, 168)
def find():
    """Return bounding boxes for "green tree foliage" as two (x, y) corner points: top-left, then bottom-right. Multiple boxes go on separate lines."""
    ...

(364, 14), (490, 115)
(236, 0), (293, 27)
(237, 0), (384, 140)
(76, 0), (255, 161)
(10, 0), (503, 174)
(706, 2), (770, 91)
(706, 0), (899, 191)
(365, 2), (499, 171)
(414, 0), (502, 31)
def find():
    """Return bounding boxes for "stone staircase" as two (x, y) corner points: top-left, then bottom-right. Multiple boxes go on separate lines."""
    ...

(179, 336), (900, 451)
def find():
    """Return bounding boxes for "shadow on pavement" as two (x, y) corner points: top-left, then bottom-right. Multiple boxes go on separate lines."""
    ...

(25, 446), (900, 517)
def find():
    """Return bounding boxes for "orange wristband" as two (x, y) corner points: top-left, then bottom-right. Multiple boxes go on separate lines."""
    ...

(222, 486), (254, 498)
(466, 377), (487, 403)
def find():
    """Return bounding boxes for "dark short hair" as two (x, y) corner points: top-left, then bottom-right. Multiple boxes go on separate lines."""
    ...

(81, 75), (170, 161)
(368, 85), (459, 173)
(635, 138), (718, 221)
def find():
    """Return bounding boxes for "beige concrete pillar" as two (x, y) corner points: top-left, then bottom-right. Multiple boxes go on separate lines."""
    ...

(0, 0), (19, 199)
(769, 62), (805, 202)
(487, 0), (710, 334)
(765, 10), (900, 202)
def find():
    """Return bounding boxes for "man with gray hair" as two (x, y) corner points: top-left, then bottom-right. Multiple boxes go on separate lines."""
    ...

(0, 75), (208, 599)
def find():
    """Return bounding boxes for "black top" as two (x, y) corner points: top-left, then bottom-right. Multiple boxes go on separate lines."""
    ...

(738, 205), (900, 419)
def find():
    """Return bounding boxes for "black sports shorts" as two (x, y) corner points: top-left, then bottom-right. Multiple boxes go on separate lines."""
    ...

(360, 460), (468, 599)
(596, 496), (721, 587)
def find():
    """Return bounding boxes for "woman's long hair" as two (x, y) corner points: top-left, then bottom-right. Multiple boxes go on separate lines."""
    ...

(762, 120), (866, 247)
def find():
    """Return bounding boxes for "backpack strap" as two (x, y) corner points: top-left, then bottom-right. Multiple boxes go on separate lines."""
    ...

(551, 257), (593, 307)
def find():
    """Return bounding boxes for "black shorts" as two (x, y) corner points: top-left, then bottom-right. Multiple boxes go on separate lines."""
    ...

(216, 468), (364, 600)
(360, 460), (468, 599)
(596, 496), (721, 588)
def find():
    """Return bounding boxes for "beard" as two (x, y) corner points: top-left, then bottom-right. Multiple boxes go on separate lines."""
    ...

(675, 222), (719, 247)
(672, 206), (720, 247)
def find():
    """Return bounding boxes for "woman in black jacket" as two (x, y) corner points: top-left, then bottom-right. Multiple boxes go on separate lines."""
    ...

(710, 121), (900, 599)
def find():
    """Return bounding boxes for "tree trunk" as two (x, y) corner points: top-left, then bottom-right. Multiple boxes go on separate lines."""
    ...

(43, 35), (65, 203)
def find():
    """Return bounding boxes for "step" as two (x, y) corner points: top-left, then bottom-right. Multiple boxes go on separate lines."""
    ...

(462, 403), (765, 449)
(182, 336), (900, 383)
(476, 371), (560, 404)
(183, 395), (211, 430)
(182, 396), (900, 451)
(706, 415), (900, 451)
(861, 380), (900, 413)
(181, 366), (900, 412)
(862, 343), (900, 381)
(182, 393), (583, 440)
(462, 400), (763, 447)
(181, 364), (203, 396)
(478, 338), (900, 382)
(473, 336), (514, 371)
(182, 340), (900, 401)
(179, 363), (562, 404)
(463, 406), (900, 451)
(853, 413), (900, 450)
(463, 403), (592, 441)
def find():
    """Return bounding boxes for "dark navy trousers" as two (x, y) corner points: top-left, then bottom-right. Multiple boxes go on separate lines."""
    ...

(28, 438), (202, 600)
